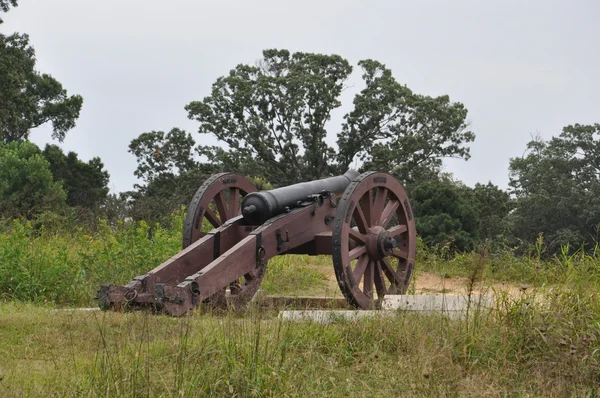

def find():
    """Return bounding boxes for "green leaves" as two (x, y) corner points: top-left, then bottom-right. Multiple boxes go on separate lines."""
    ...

(42, 144), (110, 210)
(0, 0), (17, 24)
(128, 128), (197, 182)
(185, 49), (352, 186)
(509, 124), (600, 253)
(337, 59), (475, 184)
(184, 50), (475, 188)
(0, 141), (67, 218)
(0, 32), (83, 143)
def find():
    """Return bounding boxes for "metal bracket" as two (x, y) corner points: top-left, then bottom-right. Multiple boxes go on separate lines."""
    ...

(276, 229), (290, 252)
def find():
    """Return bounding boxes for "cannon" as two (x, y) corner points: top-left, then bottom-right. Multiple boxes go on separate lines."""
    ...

(98, 170), (416, 316)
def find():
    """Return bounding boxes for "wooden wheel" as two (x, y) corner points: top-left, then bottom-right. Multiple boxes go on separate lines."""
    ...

(183, 173), (257, 247)
(332, 172), (417, 309)
(182, 173), (265, 309)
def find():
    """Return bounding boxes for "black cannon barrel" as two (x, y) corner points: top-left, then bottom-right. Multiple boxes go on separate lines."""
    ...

(241, 169), (360, 225)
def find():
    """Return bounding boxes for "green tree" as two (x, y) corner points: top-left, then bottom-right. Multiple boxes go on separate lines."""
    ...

(128, 128), (198, 183)
(127, 127), (218, 224)
(0, 0), (17, 24)
(509, 124), (600, 254)
(185, 49), (353, 186)
(0, 141), (66, 218)
(0, 31), (83, 143)
(471, 182), (513, 242)
(41, 144), (110, 210)
(409, 173), (479, 251)
(185, 50), (474, 187)
(337, 60), (475, 185)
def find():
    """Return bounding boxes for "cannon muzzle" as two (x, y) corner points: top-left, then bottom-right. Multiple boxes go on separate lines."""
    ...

(241, 170), (359, 225)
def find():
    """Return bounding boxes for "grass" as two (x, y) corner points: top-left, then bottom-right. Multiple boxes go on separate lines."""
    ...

(1, 274), (599, 397)
(1, 212), (600, 395)
(0, 211), (332, 306)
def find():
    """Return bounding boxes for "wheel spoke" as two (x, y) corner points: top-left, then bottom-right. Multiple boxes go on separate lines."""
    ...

(380, 199), (400, 228)
(228, 188), (240, 218)
(349, 245), (367, 261)
(204, 208), (222, 228)
(351, 255), (369, 285)
(387, 224), (407, 237)
(363, 261), (374, 299)
(381, 258), (403, 286)
(374, 261), (387, 297)
(349, 227), (366, 244)
(214, 191), (228, 222)
(372, 187), (388, 225)
(362, 189), (374, 227)
(353, 203), (369, 232)
(390, 248), (409, 260)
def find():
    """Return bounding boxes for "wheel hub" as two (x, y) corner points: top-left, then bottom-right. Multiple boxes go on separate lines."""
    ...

(366, 226), (396, 260)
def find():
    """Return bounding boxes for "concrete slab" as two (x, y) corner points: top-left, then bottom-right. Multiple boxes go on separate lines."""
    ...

(382, 294), (493, 312)
(279, 310), (392, 323)
(278, 295), (494, 323)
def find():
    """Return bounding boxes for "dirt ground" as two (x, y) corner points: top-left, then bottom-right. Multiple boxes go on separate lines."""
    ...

(309, 263), (529, 299)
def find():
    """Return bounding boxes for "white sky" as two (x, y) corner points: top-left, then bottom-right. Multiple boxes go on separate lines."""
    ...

(2, 0), (599, 194)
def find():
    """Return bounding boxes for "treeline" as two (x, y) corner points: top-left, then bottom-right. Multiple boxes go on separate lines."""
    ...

(1, 2), (599, 256)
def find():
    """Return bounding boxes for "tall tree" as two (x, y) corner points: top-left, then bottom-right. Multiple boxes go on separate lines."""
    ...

(185, 49), (353, 186)
(127, 127), (217, 225)
(410, 173), (479, 251)
(128, 127), (198, 183)
(337, 60), (475, 185)
(0, 32), (83, 143)
(0, 140), (66, 218)
(509, 124), (600, 253)
(42, 144), (110, 210)
(186, 50), (474, 187)
(471, 181), (513, 242)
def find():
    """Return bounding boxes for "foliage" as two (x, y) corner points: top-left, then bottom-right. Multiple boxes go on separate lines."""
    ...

(337, 59), (475, 184)
(0, 32), (83, 143)
(509, 123), (600, 254)
(0, 140), (66, 218)
(128, 127), (198, 183)
(1, 261), (600, 396)
(471, 181), (513, 242)
(42, 144), (110, 210)
(0, 210), (330, 305)
(184, 50), (475, 188)
(0, 0), (17, 24)
(410, 174), (479, 251)
(185, 49), (353, 186)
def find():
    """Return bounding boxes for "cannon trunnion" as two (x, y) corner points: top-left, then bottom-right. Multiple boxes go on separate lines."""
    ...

(98, 170), (416, 316)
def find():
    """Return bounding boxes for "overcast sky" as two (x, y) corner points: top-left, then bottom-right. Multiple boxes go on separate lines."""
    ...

(2, 0), (599, 194)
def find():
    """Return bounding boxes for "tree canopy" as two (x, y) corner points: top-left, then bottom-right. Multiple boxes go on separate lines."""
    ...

(0, 31), (83, 143)
(184, 50), (475, 188)
(185, 49), (353, 186)
(337, 60), (475, 184)
(0, 0), (17, 24)
(42, 144), (110, 210)
(509, 124), (600, 253)
(0, 140), (66, 218)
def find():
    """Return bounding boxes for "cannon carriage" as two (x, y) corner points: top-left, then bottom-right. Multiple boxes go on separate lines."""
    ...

(98, 170), (416, 316)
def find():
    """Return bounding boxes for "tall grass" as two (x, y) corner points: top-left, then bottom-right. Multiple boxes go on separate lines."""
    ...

(0, 210), (327, 306)
(2, 209), (600, 306)
(416, 234), (600, 288)
(1, 215), (599, 395)
(1, 274), (599, 397)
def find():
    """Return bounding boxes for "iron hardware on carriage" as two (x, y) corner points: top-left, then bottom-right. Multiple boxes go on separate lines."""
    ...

(97, 170), (416, 316)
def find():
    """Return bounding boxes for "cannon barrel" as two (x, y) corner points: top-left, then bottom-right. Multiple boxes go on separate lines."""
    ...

(241, 170), (359, 225)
